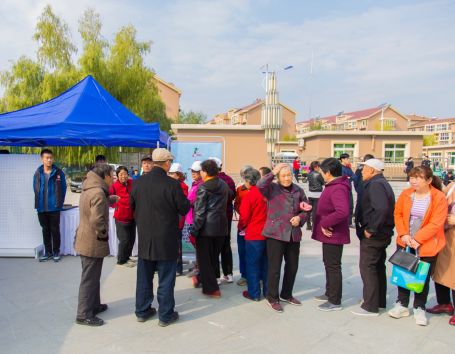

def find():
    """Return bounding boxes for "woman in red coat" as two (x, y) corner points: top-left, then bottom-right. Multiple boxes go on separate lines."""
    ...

(169, 163), (189, 275)
(238, 168), (268, 301)
(109, 166), (135, 267)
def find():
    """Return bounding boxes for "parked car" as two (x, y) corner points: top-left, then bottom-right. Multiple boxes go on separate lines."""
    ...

(70, 175), (84, 193)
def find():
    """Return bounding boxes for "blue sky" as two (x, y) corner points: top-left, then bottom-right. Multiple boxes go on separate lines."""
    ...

(1, 0), (454, 121)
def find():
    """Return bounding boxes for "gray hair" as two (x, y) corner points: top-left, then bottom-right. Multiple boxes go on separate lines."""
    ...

(240, 165), (253, 179)
(244, 168), (261, 186)
(91, 163), (114, 179)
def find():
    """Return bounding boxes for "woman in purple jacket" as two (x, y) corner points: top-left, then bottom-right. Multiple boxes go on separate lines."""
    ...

(257, 163), (310, 313)
(312, 158), (351, 311)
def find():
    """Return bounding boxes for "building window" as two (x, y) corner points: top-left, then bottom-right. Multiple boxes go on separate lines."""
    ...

(448, 152), (455, 166)
(361, 120), (367, 128)
(384, 119), (396, 129)
(439, 132), (449, 144)
(384, 144), (406, 163)
(426, 125), (435, 132)
(333, 143), (355, 158)
(436, 124), (448, 131)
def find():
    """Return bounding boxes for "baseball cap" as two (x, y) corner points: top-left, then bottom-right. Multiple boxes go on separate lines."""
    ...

(152, 148), (174, 162)
(361, 158), (384, 171)
(169, 163), (183, 173)
(209, 156), (222, 168)
(141, 155), (153, 162)
(190, 161), (202, 172)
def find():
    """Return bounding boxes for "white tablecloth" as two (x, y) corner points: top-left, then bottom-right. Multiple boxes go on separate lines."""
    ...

(60, 207), (138, 256)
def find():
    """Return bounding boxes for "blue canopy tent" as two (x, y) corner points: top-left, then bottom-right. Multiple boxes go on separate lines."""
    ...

(0, 75), (168, 147)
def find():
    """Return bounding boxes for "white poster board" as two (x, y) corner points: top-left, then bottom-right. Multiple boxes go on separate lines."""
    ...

(0, 154), (43, 257)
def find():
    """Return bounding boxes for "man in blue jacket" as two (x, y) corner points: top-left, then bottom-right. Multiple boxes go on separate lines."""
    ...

(33, 149), (67, 262)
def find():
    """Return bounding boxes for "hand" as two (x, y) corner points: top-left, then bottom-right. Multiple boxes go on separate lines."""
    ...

(300, 202), (312, 212)
(410, 239), (420, 250)
(447, 214), (455, 226)
(321, 226), (333, 237)
(290, 216), (301, 227)
(272, 163), (289, 176)
(401, 234), (412, 246)
(364, 230), (372, 238)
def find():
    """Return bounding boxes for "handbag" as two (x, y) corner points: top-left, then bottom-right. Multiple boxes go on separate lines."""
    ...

(388, 248), (419, 273)
(390, 256), (430, 293)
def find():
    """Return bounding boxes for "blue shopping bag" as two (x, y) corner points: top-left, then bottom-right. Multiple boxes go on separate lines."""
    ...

(390, 259), (430, 293)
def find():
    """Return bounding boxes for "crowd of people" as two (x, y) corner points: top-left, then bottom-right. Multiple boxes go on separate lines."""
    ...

(32, 148), (455, 329)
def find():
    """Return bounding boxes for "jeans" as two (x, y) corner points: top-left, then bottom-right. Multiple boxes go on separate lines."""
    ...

(237, 232), (247, 278)
(115, 220), (136, 264)
(37, 211), (61, 255)
(135, 258), (177, 322)
(246, 240), (268, 299)
(77, 256), (103, 319)
(359, 237), (391, 312)
(322, 243), (344, 305)
(266, 238), (300, 302)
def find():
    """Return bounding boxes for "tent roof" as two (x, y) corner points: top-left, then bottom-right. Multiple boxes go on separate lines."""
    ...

(0, 75), (168, 147)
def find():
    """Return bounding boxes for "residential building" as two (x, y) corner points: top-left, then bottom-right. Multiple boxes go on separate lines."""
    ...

(153, 75), (182, 121)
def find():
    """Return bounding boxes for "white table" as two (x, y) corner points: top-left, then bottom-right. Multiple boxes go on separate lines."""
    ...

(60, 207), (138, 256)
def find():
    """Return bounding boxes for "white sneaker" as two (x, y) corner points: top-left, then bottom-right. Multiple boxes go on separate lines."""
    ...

(224, 274), (234, 283)
(217, 278), (222, 285)
(414, 308), (428, 326)
(388, 303), (410, 319)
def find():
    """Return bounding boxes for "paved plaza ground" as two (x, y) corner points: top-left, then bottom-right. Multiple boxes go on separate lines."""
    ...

(1, 182), (454, 353)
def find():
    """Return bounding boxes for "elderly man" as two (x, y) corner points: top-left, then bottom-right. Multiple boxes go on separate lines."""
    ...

(75, 163), (114, 326)
(351, 159), (395, 316)
(130, 148), (190, 327)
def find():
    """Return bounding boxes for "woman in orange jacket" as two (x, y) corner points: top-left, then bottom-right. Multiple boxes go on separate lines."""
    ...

(389, 166), (447, 326)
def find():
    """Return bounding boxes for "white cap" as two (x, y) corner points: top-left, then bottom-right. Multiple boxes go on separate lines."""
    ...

(190, 161), (202, 172)
(169, 163), (183, 173)
(361, 158), (384, 171)
(209, 156), (222, 168)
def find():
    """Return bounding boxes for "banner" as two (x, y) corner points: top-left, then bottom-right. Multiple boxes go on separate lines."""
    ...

(171, 141), (223, 186)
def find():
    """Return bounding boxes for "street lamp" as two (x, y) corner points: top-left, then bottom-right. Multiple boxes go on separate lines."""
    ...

(261, 64), (293, 166)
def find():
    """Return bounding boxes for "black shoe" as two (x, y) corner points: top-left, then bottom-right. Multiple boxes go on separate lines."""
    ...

(93, 304), (108, 315)
(158, 311), (179, 327)
(136, 307), (157, 322)
(75, 316), (104, 326)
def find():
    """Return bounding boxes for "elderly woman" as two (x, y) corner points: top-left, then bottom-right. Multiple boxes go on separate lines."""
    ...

(192, 159), (231, 298)
(427, 181), (455, 326)
(390, 166), (447, 326)
(312, 158), (351, 312)
(238, 168), (268, 301)
(257, 163), (310, 312)
(74, 163), (114, 326)
(183, 161), (203, 281)
(109, 166), (136, 268)
(168, 163), (189, 276)
(234, 165), (254, 286)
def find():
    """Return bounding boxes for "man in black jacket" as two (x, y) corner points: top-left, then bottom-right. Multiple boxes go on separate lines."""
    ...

(352, 159), (395, 317)
(192, 159), (231, 298)
(130, 148), (190, 327)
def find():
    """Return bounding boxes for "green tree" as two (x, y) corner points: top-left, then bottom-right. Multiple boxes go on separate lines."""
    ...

(423, 134), (438, 146)
(178, 111), (207, 124)
(309, 120), (323, 131)
(0, 6), (171, 167)
(33, 4), (76, 70)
